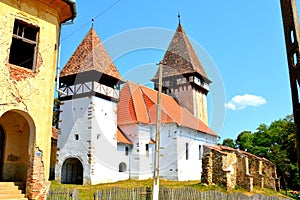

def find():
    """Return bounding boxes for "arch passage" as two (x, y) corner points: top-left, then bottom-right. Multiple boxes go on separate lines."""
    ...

(61, 158), (83, 184)
(0, 111), (31, 182)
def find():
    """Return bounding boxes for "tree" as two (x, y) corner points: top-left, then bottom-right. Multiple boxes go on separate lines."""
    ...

(52, 98), (60, 128)
(234, 115), (299, 190)
(235, 131), (253, 152)
(222, 138), (236, 148)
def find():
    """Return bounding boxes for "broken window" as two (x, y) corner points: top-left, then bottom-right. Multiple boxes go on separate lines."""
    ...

(9, 19), (39, 70)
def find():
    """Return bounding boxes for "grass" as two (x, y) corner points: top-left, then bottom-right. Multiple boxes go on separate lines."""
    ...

(50, 179), (292, 200)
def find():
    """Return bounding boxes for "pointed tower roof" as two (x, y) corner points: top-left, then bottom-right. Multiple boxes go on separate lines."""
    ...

(152, 23), (210, 83)
(60, 28), (123, 81)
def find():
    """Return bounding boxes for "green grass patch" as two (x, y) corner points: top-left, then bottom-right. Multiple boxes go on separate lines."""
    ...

(50, 179), (292, 200)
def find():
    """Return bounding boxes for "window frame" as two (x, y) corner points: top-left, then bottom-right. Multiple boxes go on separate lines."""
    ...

(9, 19), (39, 71)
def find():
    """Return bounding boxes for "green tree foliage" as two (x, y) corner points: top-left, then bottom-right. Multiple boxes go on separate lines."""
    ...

(232, 115), (299, 190)
(222, 138), (236, 148)
(235, 131), (253, 152)
(52, 98), (60, 128)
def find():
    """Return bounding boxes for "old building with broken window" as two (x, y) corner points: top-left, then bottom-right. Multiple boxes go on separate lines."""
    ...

(0, 0), (76, 199)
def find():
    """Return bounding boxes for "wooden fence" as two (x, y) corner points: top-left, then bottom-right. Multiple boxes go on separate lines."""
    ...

(94, 187), (291, 200)
(47, 188), (79, 200)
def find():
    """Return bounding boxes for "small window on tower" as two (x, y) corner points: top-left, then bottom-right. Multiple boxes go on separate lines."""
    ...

(74, 134), (79, 140)
(185, 143), (189, 160)
(146, 144), (149, 157)
(9, 19), (39, 70)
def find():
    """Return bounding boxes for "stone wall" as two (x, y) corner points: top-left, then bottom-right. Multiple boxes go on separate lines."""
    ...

(202, 145), (279, 192)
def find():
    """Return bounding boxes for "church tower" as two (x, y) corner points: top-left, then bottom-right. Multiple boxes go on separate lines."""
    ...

(55, 28), (125, 185)
(152, 21), (211, 125)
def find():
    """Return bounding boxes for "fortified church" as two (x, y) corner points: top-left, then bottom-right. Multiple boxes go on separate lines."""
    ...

(54, 20), (279, 192)
(0, 0), (281, 198)
(55, 21), (219, 185)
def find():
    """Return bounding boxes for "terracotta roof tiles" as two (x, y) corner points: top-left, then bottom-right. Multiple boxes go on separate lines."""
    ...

(52, 127), (58, 140)
(60, 28), (123, 81)
(152, 23), (210, 83)
(117, 82), (217, 136)
(116, 127), (132, 144)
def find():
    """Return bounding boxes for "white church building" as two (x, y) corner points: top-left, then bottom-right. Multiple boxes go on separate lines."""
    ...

(55, 21), (219, 185)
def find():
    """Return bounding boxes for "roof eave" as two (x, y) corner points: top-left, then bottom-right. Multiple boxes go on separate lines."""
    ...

(61, 0), (77, 23)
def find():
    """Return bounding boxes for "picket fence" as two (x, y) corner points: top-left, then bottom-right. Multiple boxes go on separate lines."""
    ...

(47, 188), (79, 200)
(94, 187), (291, 200)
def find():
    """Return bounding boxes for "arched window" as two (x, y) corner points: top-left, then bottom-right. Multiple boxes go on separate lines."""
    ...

(119, 162), (127, 172)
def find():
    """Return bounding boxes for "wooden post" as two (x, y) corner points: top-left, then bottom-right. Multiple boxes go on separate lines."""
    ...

(280, 0), (300, 175)
(153, 62), (163, 200)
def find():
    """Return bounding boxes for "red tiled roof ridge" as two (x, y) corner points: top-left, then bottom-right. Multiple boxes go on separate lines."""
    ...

(60, 28), (123, 80)
(116, 127), (132, 144)
(139, 85), (177, 123)
(118, 82), (217, 136)
(138, 84), (217, 136)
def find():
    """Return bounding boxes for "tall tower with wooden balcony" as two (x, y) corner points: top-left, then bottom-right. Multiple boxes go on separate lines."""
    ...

(152, 21), (211, 125)
(56, 28), (125, 185)
(0, 0), (75, 199)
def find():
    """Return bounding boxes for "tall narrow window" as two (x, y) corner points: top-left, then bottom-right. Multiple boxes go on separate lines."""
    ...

(9, 19), (39, 70)
(125, 146), (129, 156)
(185, 143), (189, 160)
(145, 144), (149, 157)
(199, 145), (202, 160)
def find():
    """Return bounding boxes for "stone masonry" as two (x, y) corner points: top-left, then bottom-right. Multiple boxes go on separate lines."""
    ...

(201, 145), (280, 192)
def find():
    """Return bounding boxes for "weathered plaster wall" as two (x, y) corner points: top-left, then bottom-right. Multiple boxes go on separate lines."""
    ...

(56, 97), (92, 184)
(91, 96), (129, 184)
(0, 112), (29, 181)
(193, 87), (208, 125)
(0, 0), (60, 182)
(0, 0), (70, 199)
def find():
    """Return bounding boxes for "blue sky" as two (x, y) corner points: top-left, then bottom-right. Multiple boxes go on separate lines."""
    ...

(59, 0), (297, 141)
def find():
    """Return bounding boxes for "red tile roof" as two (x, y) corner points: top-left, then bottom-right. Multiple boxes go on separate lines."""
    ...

(152, 23), (210, 83)
(52, 127), (58, 140)
(117, 127), (132, 144)
(117, 82), (217, 136)
(60, 28), (123, 81)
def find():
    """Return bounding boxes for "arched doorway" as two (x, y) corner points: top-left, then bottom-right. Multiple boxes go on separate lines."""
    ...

(61, 158), (83, 184)
(0, 110), (32, 182)
(0, 126), (4, 179)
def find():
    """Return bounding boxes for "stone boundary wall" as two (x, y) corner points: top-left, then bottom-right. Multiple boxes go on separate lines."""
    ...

(201, 145), (280, 192)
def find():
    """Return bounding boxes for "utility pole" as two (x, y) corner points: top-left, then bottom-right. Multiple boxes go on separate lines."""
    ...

(280, 0), (300, 175)
(152, 62), (162, 200)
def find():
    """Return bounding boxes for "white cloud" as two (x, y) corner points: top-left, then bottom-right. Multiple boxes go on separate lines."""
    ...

(225, 94), (267, 110)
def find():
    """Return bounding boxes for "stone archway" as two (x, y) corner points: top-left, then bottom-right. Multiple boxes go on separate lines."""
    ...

(0, 110), (34, 182)
(61, 158), (83, 184)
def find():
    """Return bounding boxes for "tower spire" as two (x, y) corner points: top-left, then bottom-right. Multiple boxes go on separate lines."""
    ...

(178, 12), (181, 24)
(92, 18), (94, 28)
